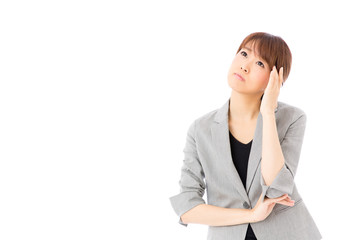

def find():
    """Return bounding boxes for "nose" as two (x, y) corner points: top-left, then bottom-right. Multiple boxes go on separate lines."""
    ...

(241, 66), (248, 73)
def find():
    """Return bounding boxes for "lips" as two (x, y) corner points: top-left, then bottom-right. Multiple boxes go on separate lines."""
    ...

(234, 73), (245, 81)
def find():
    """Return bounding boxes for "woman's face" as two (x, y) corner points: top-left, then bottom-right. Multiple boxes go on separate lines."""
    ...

(227, 42), (272, 96)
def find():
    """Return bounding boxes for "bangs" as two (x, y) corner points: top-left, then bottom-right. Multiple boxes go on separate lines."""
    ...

(241, 38), (277, 69)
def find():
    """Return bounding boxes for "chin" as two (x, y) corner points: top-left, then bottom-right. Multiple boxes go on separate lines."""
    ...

(228, 79), (245, 90)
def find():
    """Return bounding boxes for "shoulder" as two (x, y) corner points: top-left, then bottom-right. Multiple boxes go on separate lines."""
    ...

(186, 100), (226, 135)
(277, 101), (307, 122)
(277, 101), (306, 116)
(190, 108), (218, 130)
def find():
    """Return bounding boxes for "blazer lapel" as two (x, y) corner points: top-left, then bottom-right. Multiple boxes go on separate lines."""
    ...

(211, 98), (265, 200)
(246, 111), (263, 193)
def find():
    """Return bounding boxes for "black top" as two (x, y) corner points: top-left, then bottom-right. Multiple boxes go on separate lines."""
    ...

(229, 131), (257, 240)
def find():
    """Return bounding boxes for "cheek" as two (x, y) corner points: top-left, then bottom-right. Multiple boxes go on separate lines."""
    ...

(254, 72), (270, 86)
(261, 74), (270, 84)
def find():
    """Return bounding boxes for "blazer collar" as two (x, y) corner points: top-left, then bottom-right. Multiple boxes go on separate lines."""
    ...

(214, 97), (278, 123)
(211, 97), (277, 201)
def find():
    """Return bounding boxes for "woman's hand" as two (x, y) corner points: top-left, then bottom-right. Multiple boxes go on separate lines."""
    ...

(249, 193), (295, 223)
(260, 66), (284, 115)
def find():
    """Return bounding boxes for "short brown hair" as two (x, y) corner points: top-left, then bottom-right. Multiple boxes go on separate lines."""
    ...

(236, 32), (292, 81)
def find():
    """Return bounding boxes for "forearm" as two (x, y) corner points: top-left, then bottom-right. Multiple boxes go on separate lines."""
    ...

(261, 113), (285, 186)
(180, 204), (256, 226)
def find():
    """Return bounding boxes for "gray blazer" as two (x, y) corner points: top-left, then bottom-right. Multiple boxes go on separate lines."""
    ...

(169, 97), (322, 240)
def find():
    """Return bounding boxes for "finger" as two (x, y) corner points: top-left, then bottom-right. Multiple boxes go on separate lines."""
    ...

(270, 194), (288, 204)
(277, 196), (295, 204)
(278, 198), (295, 204)
(280, 67), (284, 87)
(270, 67), (275, 78)
(276, 200), (295, 206)
(269, 66), (276, 86)
(273, 65), (278, 73)
(278, 197), (295, 203)
(273, 66), (279, 87)
(272, 66), (278, 77)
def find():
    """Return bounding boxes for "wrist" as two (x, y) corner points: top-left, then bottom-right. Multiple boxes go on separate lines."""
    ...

(247, 209), (258, 223)
(261, 112), (275, 119)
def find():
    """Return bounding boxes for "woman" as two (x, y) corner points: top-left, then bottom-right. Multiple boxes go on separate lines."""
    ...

(169, 32), (322, 240)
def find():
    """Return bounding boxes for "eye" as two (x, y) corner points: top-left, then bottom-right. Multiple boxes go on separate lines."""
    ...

(240, 50), (265, 68)
(257, 61), (265, 67)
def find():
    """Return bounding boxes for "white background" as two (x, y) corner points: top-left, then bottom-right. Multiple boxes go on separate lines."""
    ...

(0, 0), (359, 239)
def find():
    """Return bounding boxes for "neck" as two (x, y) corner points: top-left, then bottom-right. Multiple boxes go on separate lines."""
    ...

(228, 90), (262, 122)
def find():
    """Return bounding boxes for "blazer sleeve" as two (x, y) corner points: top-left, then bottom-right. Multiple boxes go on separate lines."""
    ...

(169, 120), (206, 227)
(260, 113), (307, 202)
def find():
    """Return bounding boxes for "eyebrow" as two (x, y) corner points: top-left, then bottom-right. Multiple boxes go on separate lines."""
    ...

(242, 46), (261, 58)
(243, 47), (253, 52)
